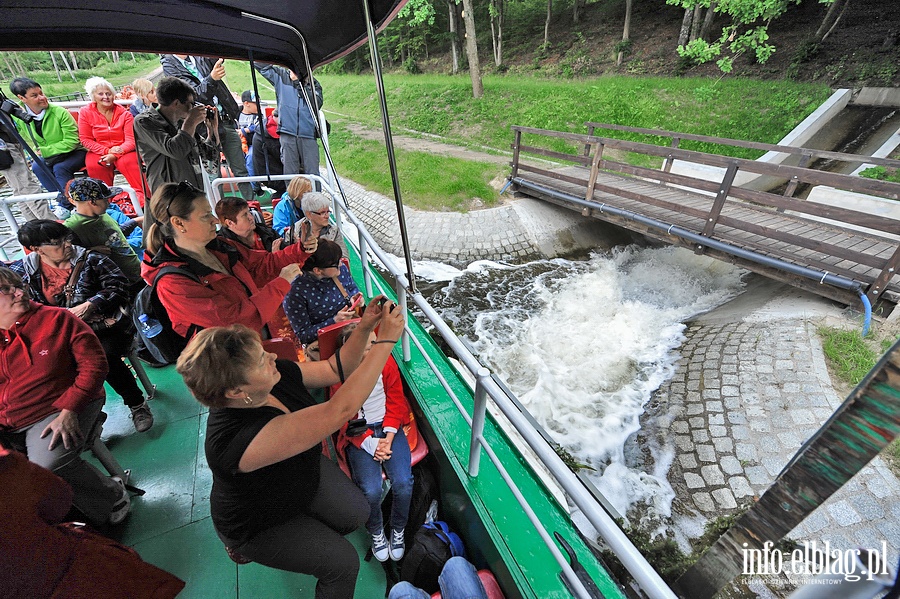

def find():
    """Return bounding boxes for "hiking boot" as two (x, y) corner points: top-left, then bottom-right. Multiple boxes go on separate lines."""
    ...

(108, 476), (131, 525)
(389, 528), (405, 561)
(130, 402), (154, 433)
(371, 530), (390, 562)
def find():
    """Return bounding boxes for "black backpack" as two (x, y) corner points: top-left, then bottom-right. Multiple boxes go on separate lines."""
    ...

(132, 266), (200, 364)
(399, 521), (465, 594)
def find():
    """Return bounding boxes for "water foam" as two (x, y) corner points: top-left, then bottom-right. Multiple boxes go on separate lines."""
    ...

(429, 245), (745, 518)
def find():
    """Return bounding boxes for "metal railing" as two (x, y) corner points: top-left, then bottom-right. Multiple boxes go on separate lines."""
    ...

(0, 186), (141, 260)
(209, 173), (677, 599)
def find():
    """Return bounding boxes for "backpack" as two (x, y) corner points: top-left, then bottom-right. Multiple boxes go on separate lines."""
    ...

(132, 266), (200, 364)
(399, 521), (465, 594)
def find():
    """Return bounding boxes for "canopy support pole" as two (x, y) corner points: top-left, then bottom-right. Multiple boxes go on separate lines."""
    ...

(361, 0), (417, 295)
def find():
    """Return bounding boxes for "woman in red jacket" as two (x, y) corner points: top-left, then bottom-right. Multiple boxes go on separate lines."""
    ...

(78, 77), (145, 207)
(141, 182), (316, 340)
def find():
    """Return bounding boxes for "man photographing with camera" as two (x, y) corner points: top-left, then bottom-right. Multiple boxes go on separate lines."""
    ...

(0, 92), (54, 221)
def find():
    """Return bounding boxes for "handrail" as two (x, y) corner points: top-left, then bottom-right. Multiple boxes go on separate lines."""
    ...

(209, 173), (677, 598)
(582, 121), (900, 170)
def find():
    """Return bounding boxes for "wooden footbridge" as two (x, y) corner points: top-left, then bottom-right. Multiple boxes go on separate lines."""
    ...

(508, 123), (900, 312)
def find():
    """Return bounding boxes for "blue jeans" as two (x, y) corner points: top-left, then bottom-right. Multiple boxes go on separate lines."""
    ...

(389, 557), (488, 599)
(32, 149), (86, 208)
(346, 424), (413, 535)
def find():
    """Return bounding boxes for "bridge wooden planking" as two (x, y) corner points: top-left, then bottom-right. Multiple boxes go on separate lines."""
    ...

(513, 165), (900, 307)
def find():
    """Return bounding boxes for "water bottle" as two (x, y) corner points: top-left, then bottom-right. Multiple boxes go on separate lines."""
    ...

(139, 314), (164, 338)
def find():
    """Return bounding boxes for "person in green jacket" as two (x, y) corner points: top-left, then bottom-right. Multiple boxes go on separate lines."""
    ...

(11, 77), (87, 209)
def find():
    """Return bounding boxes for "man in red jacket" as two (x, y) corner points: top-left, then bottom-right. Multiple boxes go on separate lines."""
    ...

(0, 266), (129, 526)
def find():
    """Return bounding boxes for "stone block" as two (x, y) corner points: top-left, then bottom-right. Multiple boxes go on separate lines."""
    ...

(728, 476), (754, 498)
(709, 425), (728, 438)
(684, 472), (705, 489)
(712, 487), (737, 509)
(720, 455), (743, 475)
(693, 492), (715, 512)
(697, 444), (716, 463)
(678, 454), (698, 469)
(712, 437), (734, 453)
(692, 429), (710, 443)
(826, 499), (862, 527)
(701, 464), (725, 485)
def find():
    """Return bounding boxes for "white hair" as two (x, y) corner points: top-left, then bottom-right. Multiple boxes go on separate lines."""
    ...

(301, 192), (331, 214)
(85, 76), (115, 98)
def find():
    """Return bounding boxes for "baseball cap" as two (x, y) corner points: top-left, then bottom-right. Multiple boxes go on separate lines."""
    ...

(241, 90), (256, 103)
(67, 178), (122, 203)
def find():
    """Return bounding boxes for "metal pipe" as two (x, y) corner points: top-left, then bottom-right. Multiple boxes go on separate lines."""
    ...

(361, 0), (417, 295)
(397, 284), (410, 362)
(468, 368), (491, 476)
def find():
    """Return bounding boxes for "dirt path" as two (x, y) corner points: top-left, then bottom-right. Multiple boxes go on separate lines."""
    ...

(331, 117), (513, 166)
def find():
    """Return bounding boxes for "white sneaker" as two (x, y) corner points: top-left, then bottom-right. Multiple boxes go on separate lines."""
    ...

(389, 528), (405, 561)
(108, 476), (131, 525)
(371, 530), (390, 562)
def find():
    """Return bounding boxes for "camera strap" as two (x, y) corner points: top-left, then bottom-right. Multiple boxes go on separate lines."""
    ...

(335, 346), (345, 383)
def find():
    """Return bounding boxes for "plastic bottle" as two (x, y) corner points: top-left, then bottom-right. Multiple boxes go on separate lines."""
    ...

(139, 314), (164, 338)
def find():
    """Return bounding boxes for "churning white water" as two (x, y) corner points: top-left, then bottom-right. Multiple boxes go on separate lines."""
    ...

(424, 245), (746, 519)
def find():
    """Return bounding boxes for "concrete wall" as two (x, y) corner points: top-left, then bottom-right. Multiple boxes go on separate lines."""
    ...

(668, 89), (853, 192)
(853, 87), (900, 108)
(800, 187), (900, 242)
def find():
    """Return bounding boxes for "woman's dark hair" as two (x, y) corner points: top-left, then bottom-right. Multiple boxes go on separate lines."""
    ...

(0, 266), (24, 288)
(155, 76), (194, 107)
(146, 182), (206, 254)
(10, 77), (40, 97)
(17, 220), (69, 248)
(215, 197), (250, 225)
(302, 239), (343, 272)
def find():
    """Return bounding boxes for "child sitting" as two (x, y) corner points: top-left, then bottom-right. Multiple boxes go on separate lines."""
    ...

(337, 327), (414, 563)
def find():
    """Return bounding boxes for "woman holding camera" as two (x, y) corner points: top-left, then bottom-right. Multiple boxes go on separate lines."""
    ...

(176, 296), (404, 599)
(77, 77), (145, 207)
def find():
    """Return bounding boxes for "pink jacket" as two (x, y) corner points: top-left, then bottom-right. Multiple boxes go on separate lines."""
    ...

(77, 102), (136, 156)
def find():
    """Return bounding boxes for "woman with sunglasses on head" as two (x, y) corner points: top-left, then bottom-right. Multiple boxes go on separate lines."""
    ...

(283, 239), (361, 346)
(9, 220), (153, 432)
(141, 182), (317, 342)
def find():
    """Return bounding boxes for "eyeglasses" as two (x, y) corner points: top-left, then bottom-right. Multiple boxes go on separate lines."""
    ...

(40, 234), (74, 248)
(0, 284), (25, 296)
(325, 263), (341, 269)
(311, 208), (331, 216)
(166, 181), (202, 221)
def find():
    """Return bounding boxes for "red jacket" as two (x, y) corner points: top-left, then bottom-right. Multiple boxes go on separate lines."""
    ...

(77, 102), (136, 156)
(141, 237), (311, 337)
(0, 448), (185, 599)
(0, 303), (108, 429)
(339, 356), (411, 451)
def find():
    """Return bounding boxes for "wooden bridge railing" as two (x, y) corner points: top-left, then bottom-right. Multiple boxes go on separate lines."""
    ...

(509, 125), (900, 307)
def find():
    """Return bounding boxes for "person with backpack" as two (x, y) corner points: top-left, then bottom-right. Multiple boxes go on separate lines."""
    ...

(10, 220), (153, 432)
(141, 182), (315, 341)
(335, 327), (414, 563)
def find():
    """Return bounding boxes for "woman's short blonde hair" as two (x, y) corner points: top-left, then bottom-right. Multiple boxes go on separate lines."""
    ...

(85, 76), (115, 98)
(286, 176), (312, 202)
(176, 325), (262, 408)
(132, 78), (154, 100)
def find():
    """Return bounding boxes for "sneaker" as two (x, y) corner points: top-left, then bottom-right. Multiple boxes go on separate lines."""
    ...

(389, 528), (405, 561)
(51, 205), (71, 220)
(130, 402), (154, 433)
(371, 530), (390, 562)
(108, 476), (131, 525)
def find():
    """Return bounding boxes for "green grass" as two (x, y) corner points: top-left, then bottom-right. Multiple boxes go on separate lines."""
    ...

(327, 124), (502, 211)
(819, 327), (882, 386)
(317, 73), (832, 161)
(859, 166), (900, 185)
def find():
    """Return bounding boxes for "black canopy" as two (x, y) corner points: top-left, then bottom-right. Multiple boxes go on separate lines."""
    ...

(1, 0), (407, 76)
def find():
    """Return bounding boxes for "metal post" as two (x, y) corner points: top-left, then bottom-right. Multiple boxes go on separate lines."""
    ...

(361, 0), (417, 295)
(358, 234), (373, 297)
(468, 368), (491, 477)
(397, 284), (410, 362)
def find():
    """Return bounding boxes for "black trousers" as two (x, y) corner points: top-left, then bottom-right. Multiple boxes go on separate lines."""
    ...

(96, 323), (143, 408)
(252, 135), (286, 195)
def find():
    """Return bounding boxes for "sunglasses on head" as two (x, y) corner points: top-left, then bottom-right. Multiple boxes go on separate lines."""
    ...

(165, 181), (203, 220)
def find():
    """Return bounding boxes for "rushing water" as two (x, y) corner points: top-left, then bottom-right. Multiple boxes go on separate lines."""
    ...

(412, 245), (747, 520)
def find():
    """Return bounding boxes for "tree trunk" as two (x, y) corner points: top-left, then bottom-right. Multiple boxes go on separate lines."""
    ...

(490, 0), (504, 67)
(573, 0), (584, 23)
(69, 51), (78, 71)
(820, 0), (851, 42)
(1, 53), (16, 78)
(814, 0), (847, 40)
(677, 7), (693, 48)
(130, 52), (136, 61)
(544, 0), (552, 47)
(58, 51), (76, 81)
(699, 1), (717, 41)
(689, 4), (703, 42)
(617, 0), (633, 66)
(460, 0), (483, 98)
(13, 52), (26, 74)
(49, 51), (62, 82)
(448, 0), (460, 74)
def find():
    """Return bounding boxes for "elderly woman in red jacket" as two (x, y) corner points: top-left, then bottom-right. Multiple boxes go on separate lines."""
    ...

(0, 267), (129, 527)
(78, 76), (145, 207)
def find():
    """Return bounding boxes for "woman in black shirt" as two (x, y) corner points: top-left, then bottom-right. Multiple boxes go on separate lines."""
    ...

(176, 296), (404, 599)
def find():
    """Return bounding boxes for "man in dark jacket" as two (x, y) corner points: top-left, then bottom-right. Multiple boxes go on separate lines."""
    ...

(161, 54), (252, 201)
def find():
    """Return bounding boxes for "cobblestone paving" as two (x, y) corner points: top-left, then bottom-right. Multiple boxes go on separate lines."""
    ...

(655, 317), (900, 591)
